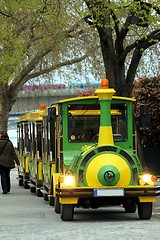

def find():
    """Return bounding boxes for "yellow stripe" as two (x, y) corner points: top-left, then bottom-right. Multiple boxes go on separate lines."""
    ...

(98, 126), (114, 146)
(25, 156), (29, 173)
(38, 161), (43, 180)
(57, 95), (135, 104)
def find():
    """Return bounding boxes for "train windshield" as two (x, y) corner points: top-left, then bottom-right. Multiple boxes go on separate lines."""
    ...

(68, 103), (127, 142)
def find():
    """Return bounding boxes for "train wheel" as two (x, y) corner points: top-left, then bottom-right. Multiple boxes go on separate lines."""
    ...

(49, 178), (54, 206)
(30, 186), (36, 193)
(19, 177), (23, 186)
(54, 197), (61, 214)
(36, 188), (43, 197)
(138, 202), (152, 220)
(24, 180), (30, 189)
(49, 196), (55, 206)
(124, 203), (136, 213)
(61, 204), (74, 221)
(44, 193), (49, 201)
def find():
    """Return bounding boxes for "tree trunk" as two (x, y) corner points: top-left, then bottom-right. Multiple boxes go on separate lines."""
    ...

(97, 27), (116, 89)
(0, 84), (15, 131)
(97, 27), (131, 97)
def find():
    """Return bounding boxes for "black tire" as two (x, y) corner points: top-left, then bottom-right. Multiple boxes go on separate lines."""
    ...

(24, 180), (30, 189)
(61, 204), (74, 221)
(55, 197), (61, 214)
(138, 202), (152, 220)
(49, 178), (54, 206)
(125, 203), (136, 213)
(36, 189), (43, 197)
(49, 196), (55, 206)
(44, 193), (49, 201)
(19, 178), (23, 186)
(30, 186), (36, 193)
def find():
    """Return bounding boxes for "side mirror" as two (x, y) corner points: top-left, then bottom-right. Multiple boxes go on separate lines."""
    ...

(48, 107), (56, 122)
(140, 104), (150, 124)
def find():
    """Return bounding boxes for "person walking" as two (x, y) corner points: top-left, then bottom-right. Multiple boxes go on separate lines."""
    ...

(0, 130), (20, 194)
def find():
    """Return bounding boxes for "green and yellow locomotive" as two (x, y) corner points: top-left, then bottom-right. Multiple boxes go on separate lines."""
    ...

(17, 79), (160, 221)
(48, 79), (159, 221)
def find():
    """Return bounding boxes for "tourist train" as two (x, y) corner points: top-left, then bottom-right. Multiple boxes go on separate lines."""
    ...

(17, 79), (160, 221)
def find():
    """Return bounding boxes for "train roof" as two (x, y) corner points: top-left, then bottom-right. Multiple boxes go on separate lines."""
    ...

(69, 109), (121, 116)
(18, 108), (48, 122)
(57, 95), (136, 104)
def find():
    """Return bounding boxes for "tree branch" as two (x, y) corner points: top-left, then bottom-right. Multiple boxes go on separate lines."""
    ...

(10, 47), (53, 93)
(25, 51), (92, 81)
(120, 14), (133, 40)
(119, 29), (160, 63)
(0, 10), (11, 18)
(138, 29), (160, 50)
(9, 49), (92, 96)
(139, 1), (160, 14)
(118, 28), (160, 95)
(126, 30), (160, 93)
(126, 47), (142, 90)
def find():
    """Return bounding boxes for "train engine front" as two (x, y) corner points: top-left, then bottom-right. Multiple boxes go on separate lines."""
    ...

(55, 79), (159, 221)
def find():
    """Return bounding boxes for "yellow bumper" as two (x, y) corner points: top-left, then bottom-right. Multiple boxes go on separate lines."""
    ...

(56, 185), (160, 204)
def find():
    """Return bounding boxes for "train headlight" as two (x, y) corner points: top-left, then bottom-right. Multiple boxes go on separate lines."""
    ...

(142, 174), (151, 184)
(64, 176), (75, 187)
(139, 173), (158, 185)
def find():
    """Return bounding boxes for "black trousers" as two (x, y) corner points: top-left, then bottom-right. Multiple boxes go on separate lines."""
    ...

(0, 165), (11, 193)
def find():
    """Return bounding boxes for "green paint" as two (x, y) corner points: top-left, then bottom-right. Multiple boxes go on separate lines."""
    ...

(98, 165), (120, 186)
(100, 99), (111, 126)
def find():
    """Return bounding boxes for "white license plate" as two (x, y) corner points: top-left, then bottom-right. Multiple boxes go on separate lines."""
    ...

(93, 188), (124, 197)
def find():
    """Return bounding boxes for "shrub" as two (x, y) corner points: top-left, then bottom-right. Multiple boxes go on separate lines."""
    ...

(132, 75), (160, 148)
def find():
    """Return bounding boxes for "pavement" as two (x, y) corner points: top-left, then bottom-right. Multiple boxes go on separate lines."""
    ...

(0, 169), (55, 239)
(0, 169), (160, 240)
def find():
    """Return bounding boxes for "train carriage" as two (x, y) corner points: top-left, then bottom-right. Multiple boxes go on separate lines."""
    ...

(17, 107), (47, 196)
(41, 105), (59, 204)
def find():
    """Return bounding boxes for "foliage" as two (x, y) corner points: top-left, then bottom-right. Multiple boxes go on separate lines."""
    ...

(83, 0), (160, 96)
(77, 86), (96, 96)
(0, 0), (159, 89)
(0, 0), (99, 130)
(0, 0), (159, 131)
(0, 0), (96, 86)
(132, 75), (160, 148)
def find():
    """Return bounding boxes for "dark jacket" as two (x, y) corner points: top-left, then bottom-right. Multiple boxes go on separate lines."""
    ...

(0, 137), (20, 168)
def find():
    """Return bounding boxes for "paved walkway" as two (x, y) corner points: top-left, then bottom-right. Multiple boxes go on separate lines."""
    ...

(0, 169), (160, 240)
(0, 169), (55, 239)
